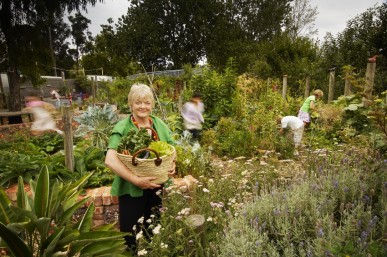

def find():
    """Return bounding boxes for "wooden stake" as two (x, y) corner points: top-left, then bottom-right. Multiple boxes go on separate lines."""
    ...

(328, 69), (335, 103)
(282, 75), (287, 99)
(365, 61), (376, 99)
(62, 106), (74, 172)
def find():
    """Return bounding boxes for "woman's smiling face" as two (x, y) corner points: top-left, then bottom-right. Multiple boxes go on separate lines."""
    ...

(131, 97), (152, 119)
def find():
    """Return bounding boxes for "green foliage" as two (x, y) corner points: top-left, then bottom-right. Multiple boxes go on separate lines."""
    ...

(249, 34), (319, 88)
(0, 167), (128, 256)
(74, 104), (119, 149)
(0, 151), (42, 187)
(174, 134), (213, 178)
(73, 146), (114, 188)
(117, 128), (153, 156)
(96, 79), (133, 112)
(68, 12), (92, 70)
(188, 60), (238, 122)
(334, 94), (370, 134)
(81, 18), (139, 77)
(29, 132), (65, 154)
(148, 141), (174, 158)
(202, 117), (258, 158)
(274, 130), (295, 159)
(0, 135), (113, 189)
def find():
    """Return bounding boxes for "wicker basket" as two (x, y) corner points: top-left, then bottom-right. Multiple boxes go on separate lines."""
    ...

(117, 145), (175, 184)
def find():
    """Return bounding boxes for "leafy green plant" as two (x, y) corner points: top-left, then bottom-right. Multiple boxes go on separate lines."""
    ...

(148, 141), (174, 157)
(74, 104), (119, 149)
(117, 128), (152, 156)
(0, 166), (128, 256)
(0, 150), (42, 187)
(73, 146), (114, 188)
(29, 132), (65, 154)
(274, 129), (295, 159)
(174, 133), (213, 178)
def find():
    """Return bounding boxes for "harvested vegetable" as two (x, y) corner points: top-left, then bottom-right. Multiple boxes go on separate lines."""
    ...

(148, 141), (174, 158)
(117, 128), (152, 157)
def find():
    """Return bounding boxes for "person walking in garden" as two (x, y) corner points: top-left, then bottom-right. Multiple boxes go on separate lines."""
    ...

(277, 115), (304, 155)
(24, 95), (62, 135)
(297, 89), (324, 127)
(51, 89), (61, 109)
(181, 92), (204, 143)
(104, 83), (176, 253)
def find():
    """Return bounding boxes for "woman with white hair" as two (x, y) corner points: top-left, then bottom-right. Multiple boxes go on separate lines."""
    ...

(105, 83), (175, 253)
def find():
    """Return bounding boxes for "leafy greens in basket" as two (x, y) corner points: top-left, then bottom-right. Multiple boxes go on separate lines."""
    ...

(148, 141), (174, 158)
(118, 128), (152, 157)
(117, 129), (173, 159)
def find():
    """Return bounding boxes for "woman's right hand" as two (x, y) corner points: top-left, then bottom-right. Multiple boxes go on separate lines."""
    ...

(134, 176), (161, 190)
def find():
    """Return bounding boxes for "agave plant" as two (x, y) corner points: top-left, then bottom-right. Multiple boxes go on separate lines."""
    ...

(74, 104), (120, 149)
(0, 166), (127, 256)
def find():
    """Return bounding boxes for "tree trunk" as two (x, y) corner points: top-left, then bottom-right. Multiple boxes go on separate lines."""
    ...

(8, 69), (21, 112)
(304, 76), (310, 98)
(0, 74), (6, 109)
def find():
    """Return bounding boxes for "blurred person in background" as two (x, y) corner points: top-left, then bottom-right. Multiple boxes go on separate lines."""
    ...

(24, 94), (62, 135)
(181, 92), (204, 144)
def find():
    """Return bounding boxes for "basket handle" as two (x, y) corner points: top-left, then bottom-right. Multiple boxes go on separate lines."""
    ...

(131, 148), (162, 167)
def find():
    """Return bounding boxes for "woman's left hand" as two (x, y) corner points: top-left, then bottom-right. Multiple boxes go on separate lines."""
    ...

(168, 160), (176, 177)
(168, 151), (177, 177)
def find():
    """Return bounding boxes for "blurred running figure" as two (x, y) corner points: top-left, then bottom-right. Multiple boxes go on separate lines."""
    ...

(181, 92), (204, 142)
(24, 95), (63, 135)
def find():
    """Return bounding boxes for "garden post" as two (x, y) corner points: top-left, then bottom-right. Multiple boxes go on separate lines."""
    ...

(344, 70), (352, 96)
(92, 76), (96, 106)
(62, 106), (74, 172)
(365, 57), (376, 99)
(282, 75), (287, 99)
(304, 76), (310, 98)
(328, 68), (335, 103)
(184, 214), (205, 255)
(61, 71), (66, 86)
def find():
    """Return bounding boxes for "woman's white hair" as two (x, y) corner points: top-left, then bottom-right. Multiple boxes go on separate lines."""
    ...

(127, 83), (155, 108)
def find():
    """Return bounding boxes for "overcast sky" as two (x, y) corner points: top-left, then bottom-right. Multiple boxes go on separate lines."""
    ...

(81, 0), (385, 40)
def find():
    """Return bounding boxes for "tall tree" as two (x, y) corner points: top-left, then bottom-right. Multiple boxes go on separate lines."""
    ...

(68, 12), (92, 74)
(0, 0), (101, 111)
(285, 0), (318, 40)
(318, 4), (387, 96)
(82, 19), (138, 77)
(111, 0), (291, 72)
(115, 0), (219, 69)
(232, 0), (291, 41)
(337, 7), (380, 70)
(50, 16), (75, 75)
(248, 33), (319, 96)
